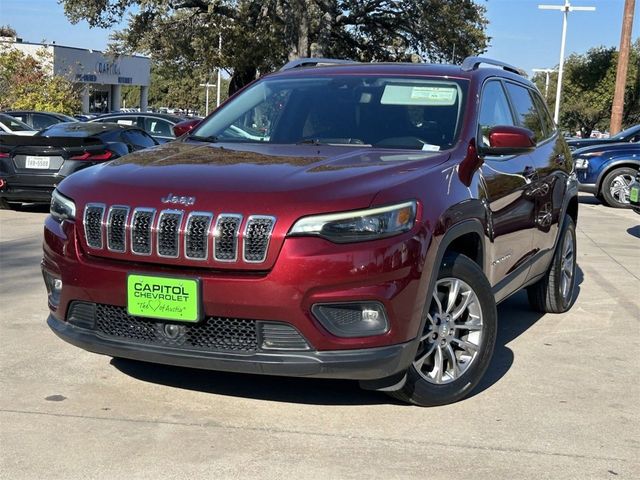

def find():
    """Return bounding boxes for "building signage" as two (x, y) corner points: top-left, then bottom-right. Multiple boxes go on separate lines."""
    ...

(96, 61), (121, 75)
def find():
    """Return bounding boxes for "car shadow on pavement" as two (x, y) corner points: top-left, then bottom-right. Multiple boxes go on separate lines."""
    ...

(470, 264), (584, 399)
(6, 203), (50, 214)
(578, 195), (601, 205)
(627, 226), (640, 239)
(111, 266), (585, 407)
(111, 358), (392, 406)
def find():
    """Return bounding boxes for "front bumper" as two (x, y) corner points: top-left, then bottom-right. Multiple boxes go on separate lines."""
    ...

(48, 313), (417, 380)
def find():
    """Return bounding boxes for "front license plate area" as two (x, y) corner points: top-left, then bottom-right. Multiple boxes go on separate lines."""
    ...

(127, 274), (200, 322)
(25, 156), (51, 169)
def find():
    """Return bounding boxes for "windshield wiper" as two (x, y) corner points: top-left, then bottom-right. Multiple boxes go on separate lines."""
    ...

(188, 134), (219, 143)
(297, 138), (322, 145)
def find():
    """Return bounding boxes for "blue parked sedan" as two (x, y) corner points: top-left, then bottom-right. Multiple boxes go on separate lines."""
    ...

(573, 142), (640, 208)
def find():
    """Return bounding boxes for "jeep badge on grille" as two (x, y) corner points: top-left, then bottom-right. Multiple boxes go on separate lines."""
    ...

(161, 193), (196, 206)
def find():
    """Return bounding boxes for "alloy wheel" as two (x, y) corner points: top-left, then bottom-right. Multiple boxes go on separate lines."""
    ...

(609, 173), (634, 204)
(413, 278), (483, 384)
(560, 230), (575, 300)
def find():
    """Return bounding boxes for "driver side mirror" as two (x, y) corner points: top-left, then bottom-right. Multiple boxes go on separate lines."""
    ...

(479, 125), (536, 156)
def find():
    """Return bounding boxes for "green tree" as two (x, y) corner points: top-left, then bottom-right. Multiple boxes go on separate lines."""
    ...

(0, 44), (81, 114)
(533, 41), (640, 137)
(60, 0), (489, 93)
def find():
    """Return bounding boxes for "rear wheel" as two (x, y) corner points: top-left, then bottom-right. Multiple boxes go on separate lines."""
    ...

(600, 167), (636, 208)
(527, 216), (577, 313)
(389, 254), (497, 406)
(0, 197), (10, 210)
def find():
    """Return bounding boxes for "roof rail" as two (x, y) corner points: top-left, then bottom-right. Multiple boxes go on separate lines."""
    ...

(461, 56), (526, 77)
(279, 58), (356, 72)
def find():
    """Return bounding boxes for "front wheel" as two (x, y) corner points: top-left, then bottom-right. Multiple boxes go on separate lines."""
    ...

(600, 167), (636, 208)
(389, 254), (497, 406)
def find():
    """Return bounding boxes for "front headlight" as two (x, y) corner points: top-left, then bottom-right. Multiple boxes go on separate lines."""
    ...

(574, 158), (590, 169)
(289, 201), (417, 243)
(50, 189), (76, 223)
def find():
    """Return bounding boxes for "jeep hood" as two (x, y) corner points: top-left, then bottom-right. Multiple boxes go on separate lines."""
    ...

(60, 140), (450, 214)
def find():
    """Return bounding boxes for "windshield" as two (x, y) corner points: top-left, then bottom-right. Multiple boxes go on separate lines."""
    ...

(612, 124), (640, 141)
(192, 75), (468, 151)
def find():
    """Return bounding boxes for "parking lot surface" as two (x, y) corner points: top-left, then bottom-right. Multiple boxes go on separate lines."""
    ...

(1, 196), (638, 480)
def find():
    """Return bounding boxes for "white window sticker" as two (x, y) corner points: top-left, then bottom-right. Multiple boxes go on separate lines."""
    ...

(116, 119), (135, 126)
(421, 143), (441, 152)
(381, 85), (458, 106)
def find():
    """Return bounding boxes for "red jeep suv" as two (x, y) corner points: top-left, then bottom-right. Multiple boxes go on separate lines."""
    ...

(43, 57), (578, 406)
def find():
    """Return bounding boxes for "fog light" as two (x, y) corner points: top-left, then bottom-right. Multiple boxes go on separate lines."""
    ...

(42, 270), (62, 307)
(312, 302), (389, 337)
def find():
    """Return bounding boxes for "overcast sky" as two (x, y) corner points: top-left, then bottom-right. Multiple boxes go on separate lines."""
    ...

(1, 0), (638, 75)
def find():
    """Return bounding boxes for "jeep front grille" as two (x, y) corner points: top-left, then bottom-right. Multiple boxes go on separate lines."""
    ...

(131, 208), (155, 255)
(84, 203), (105, 249)
(185, 212), (213, 260)
(243, 216), (276, 263)
(107, 206), (129, 253)
(81, 204), (275, 264)
(214, 214), (242, 261)
(157, 210), (183, 258)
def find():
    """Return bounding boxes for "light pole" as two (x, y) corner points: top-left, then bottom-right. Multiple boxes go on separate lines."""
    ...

(532, 68), (556, 100)
(539, 0), (595, 124)
(216, 33), (222, 107)
(199, 81), (216, 115)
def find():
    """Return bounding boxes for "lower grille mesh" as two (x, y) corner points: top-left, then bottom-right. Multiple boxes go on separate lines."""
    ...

(68, 302), (312, 353)
(95, 304), (258, 352)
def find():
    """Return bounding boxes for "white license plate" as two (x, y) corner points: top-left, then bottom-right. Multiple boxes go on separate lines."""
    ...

(25, 156), (51, 169)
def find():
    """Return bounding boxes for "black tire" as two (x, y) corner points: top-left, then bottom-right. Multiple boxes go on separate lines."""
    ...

(527, 216), (577, 313)
(0, 197), (10, 210)
(600, 167), (637, 208)
(389, 253), (497, 406)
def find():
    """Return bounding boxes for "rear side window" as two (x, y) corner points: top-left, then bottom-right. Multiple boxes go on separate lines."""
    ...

(478, 81), (515, 148)
(143, 118), (174, 138)
(31, 114), (58, 130)
(504, 83), (544, 142)
(123, 129), (157, 148)
(531, 91), (555, 139)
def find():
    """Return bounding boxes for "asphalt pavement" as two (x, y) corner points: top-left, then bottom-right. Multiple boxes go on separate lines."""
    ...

(0, 195), (638, 480)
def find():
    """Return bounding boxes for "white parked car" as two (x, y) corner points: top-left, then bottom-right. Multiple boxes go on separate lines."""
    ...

(0, 113), (37, 136)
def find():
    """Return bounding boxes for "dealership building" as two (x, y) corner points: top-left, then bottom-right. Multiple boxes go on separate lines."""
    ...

(5, 39), (150, 114)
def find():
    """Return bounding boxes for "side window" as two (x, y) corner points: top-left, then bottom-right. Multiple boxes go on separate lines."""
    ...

(504, 83), (544, 142)
(143, 118), (174, 138)
(531, 91), (555, 139)
(32, 114), (58, 130)
(478, 81), (515, 148)
(123, 129), (157, 149)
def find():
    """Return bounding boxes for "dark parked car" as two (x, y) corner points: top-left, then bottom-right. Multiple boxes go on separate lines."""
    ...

(3, 111), (79, 130)
(0, 122), (157, 208)
(573, 142), (640, 208)
(44, 57), (578, 406)
(566, 124), (640, 151)
(89, 113), (184, 143)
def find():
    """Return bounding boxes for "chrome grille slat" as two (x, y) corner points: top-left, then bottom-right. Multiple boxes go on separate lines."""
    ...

(107, 206), (130, 253)
(83, 203), (105, 249)
(157, 210), (183, 258)
(243, 215), (276, 263)
(214, 214), (242, 262)
(130, 208), (156, 256)
(185, 212), (213, 260)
